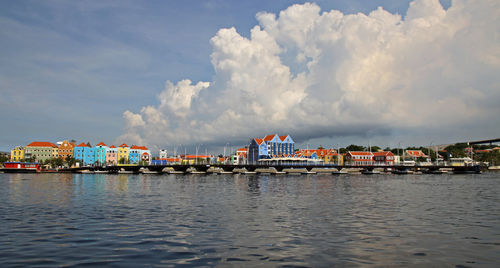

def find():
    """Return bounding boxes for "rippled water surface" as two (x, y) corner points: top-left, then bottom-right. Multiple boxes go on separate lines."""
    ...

(0, 172), (499, 267)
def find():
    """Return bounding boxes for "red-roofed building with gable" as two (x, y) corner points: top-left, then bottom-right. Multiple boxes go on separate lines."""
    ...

(248, 134), (295, 163)
(95, 142), (108, 166)
(25, 141), (58, 162)
(372, 151), (395, 165)
(129, 145), (151, 164)
(344, 151), (374, 165)
(405, 150), (430, 162)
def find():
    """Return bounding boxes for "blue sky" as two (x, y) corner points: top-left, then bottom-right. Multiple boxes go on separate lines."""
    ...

(3, 0), (498, 154)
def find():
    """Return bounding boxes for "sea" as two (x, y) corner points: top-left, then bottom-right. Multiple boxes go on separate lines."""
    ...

(0, 172), (499, 267)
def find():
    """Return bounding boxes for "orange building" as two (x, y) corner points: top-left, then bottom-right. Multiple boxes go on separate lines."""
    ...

(57, 140), (75, 159)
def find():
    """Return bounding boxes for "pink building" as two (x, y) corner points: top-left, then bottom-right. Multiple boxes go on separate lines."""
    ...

(106, 145), (118, 165)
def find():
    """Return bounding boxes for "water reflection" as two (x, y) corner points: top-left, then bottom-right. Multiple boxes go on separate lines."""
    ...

(0, 172), (498, 267)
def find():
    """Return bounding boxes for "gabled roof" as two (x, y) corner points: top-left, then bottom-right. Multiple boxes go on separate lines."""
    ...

(119, 143), (128, 148)
(76, 142), (89, 147)
(109, 145), (116, 148)
(27, 141), (58, 148)
(263, 134), (277, 141)
(254, 138), (264, 145)
(96, 142), (107, 147)
(279, 135), (289, 141)
(373, 151), (394, 156)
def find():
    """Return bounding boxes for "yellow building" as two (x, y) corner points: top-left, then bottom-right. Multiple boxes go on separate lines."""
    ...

(118, 144), (129, 163)
(10, 146), (24, 161)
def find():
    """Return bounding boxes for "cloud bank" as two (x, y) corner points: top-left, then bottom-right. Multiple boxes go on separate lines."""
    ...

(119, 0), (500, 148)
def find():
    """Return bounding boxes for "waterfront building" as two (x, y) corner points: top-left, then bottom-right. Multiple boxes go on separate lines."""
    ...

(297, 149), (340, 164)
(180, 155), (212, 164)
(248, 138), (267, 163)
(248, 134), (295, 162)
(106, 145), (118, 166)
(404, 150), (430, 162)
(24, 142), (58, 162)
(57, 141), (75, 160)
(278, 135), (295, 156)
(236, 148), (248, 164)
(159, 149), (168, 159)
(141, 147), (151, 165)
(152, 157), (182, 165)
(74, 143), (95, 166)
(117, 144), (129, 164)
(372, 151), (395, 165)
(344, 151), (374, 165)
(128, 145), (151, 165)
(10, 146), (24, 161)
(94, 142), (108, 166)
(129, 145), (141, 164)
(263, 134), (282, 156)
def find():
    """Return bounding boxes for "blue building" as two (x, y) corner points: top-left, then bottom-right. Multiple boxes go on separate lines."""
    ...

(94, 142), (108, 166)
(74, 142), (95, 166)
(248, 134), (295, 163)
(248, 138), (267, 163)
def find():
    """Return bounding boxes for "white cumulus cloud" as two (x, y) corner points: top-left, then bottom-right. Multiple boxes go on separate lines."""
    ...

(117, 0), (500, 149)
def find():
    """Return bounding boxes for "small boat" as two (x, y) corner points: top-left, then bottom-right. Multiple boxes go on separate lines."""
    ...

(94, 170), (109, 174)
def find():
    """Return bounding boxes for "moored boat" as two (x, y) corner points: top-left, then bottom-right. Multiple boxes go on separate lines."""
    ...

(2, 162), (40, 173)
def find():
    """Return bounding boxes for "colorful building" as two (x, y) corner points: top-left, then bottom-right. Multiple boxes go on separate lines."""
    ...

(57, 141), (75, 160)
(74, 143), (95, 166)
(94, 142), (108, 166)
(405, 150), (429, 162)
(106, 145), (118, 166)
(10, 146), (24, 161)
(372, 151), (395, 165)
(248, 134), (295, 162)
(24, 142), (58, 162)
(296, 148), (341, 164)
(118, 144), (129, 164)
(344, 151), (374, 165)
(129, 145), (149, 164)
(248, 138), (267, 163)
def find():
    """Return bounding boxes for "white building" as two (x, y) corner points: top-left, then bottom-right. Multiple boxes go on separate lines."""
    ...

(159, 149), (168, 159)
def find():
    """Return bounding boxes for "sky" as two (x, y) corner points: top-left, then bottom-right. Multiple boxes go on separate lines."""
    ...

(1, 0), (499, 154)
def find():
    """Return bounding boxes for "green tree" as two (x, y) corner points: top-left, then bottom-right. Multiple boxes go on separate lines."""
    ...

(346, 144), (366, 151)
(65, 155), (76, 167)
(0, 155), (9, 164)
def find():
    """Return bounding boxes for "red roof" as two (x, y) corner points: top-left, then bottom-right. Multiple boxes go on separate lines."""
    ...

(109, 145), (116, 148)
(347, 151), (373, 156)
(279, 135), (288, 141)
(373, 151), (394, 157)
(130, 145), (148, 150)
(263, 134), (277, 141)
(237, 148), (248, 152)
(96, 142), (107, 147)
(27, 141), (58, 148)
(119, 144), (128, 148)
(76, 142), (89, 147)
(406, 150), (427, 157)
(254, 138), (264, 145)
